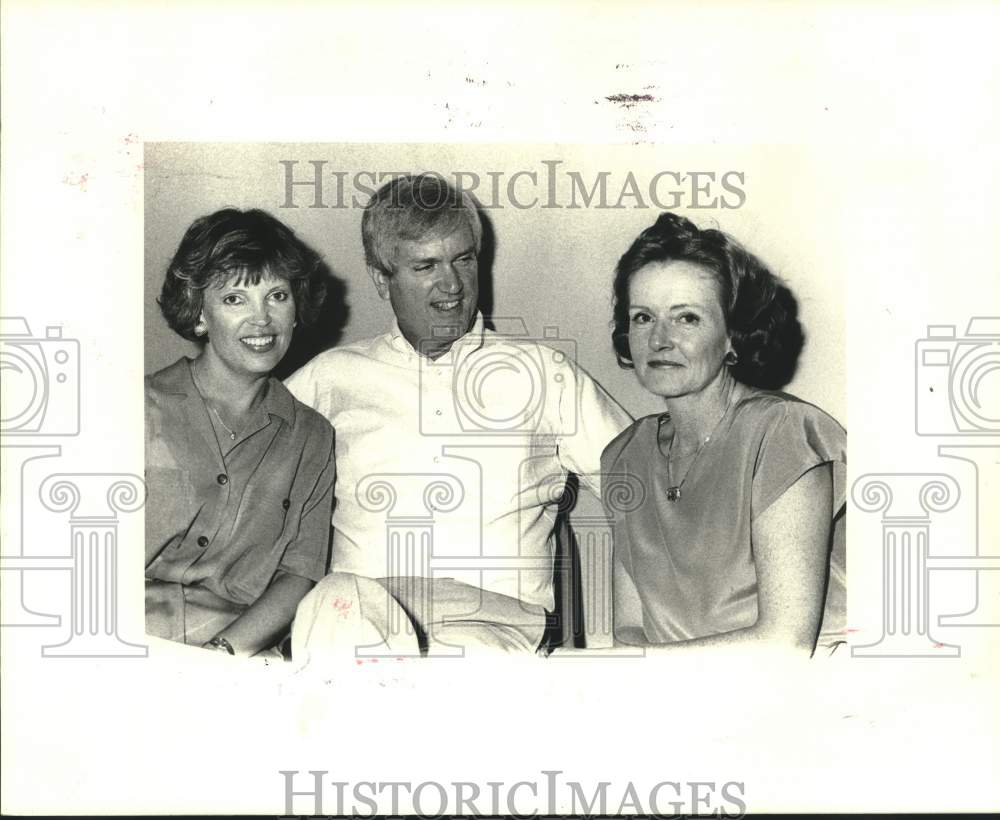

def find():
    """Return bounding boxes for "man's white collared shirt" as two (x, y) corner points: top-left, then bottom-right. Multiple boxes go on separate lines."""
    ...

(286, 314), (632, 610)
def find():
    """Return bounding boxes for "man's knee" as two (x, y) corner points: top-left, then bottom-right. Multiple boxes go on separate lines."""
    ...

(292, 572), (365, 662)
(292, 572), (420, 664)
(299, 571), (366, 618)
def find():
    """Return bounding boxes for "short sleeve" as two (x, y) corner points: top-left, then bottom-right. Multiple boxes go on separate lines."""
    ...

(751, 400), (847, 521)
(557, 358), (633, 496)
(600, 420), (648, 580)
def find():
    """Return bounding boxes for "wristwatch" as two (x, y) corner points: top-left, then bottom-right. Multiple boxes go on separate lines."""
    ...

(205, 636), (235, 655)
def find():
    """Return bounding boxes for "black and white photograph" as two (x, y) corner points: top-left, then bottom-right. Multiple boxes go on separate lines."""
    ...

(2, 2), (998, 816)
(142, 144), (846, 666)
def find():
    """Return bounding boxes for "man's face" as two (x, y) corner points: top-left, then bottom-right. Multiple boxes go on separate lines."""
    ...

(372, 224), (479, 359)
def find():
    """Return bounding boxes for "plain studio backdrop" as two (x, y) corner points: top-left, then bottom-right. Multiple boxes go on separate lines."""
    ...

(143, 143), (845, 425)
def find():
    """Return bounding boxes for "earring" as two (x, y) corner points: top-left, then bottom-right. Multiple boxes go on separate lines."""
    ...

(724, 350), (738, 365)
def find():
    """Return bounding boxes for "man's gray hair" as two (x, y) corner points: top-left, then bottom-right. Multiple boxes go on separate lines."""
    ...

(361, 173), (483, 275)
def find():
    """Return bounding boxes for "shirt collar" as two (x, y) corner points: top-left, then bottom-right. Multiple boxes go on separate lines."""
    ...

(387, 312), (486, 363)
(150, 357), (294, 424)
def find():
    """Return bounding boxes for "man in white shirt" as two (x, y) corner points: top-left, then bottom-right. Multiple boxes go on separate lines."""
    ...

(286, 173), (631, 659)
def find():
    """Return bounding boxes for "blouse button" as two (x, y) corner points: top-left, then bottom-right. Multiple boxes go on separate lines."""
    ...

(217, 474), (229, 485)
(282, 498), (291, 510)
(197, 535), (209, 547)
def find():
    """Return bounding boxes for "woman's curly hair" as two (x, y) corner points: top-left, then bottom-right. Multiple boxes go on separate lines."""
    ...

(611, 212), (803, 389)
(158, 208), (328, 343)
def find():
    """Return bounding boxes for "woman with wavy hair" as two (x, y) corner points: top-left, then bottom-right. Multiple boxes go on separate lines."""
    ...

(145, 208), (336, 657)
(604, 213), (846, 656)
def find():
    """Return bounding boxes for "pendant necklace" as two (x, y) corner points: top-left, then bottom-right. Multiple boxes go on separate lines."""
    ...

(209, 404), (238, 441)
(191, 363), (240, 443)
(660, 390), (737, 502)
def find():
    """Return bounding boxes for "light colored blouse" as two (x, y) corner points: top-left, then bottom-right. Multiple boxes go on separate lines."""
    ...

(601, 389), (846, 648)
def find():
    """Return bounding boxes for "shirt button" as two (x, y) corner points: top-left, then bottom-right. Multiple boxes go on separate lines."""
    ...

(217, 474), (229, 485)
(435, 409), (443, 416)
(282, 498), (291, 510)
(197, 536), (209, 547)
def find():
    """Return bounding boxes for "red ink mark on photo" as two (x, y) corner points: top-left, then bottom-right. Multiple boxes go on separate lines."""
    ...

(331, 597), (353, 617)
(63, 173), (89, 191)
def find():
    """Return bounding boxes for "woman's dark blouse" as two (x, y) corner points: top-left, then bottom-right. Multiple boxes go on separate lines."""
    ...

(601, 389), (847, 647)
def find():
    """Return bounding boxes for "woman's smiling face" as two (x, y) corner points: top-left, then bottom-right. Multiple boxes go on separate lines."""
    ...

(199, 272), (296, 380)
(627, 260), (733, 399)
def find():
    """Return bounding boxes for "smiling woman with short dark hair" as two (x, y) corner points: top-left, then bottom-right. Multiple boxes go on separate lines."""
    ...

(145, 208), (336, 657)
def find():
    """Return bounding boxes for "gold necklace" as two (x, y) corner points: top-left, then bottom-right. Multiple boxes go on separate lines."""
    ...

(660, 417), (713, 502)
(660, 393), (737, 502)
(191, 362), (240, 442)
(208, 404), (237, 441)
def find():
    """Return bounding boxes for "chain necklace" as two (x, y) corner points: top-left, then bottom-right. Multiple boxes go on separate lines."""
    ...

(209, 404), (237, 441)
(660, 388), (738, 502)
(190, 362), (240, 443)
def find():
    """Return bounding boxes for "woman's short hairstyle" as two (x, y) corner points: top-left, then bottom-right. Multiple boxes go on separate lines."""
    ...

(362, 173), (483, 276)
(611, 212), (803, 389)
(158, 208), (327, 343)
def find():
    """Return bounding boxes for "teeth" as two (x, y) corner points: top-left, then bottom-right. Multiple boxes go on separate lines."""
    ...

(435, 300), (460, 310)
(242, 336), (275, 348)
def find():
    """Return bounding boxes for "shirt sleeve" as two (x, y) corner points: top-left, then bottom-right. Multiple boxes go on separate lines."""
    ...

(556, 359), (633, 497)
(277, 419), (336, 582)
(284, 358), (316, 408)
(751, 400), (847, 521)
(284, 351), (349, 426)
(600, 427), (639, 580)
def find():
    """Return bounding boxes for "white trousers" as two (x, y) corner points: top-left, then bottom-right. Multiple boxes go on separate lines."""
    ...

(292, 573), (548, 666)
